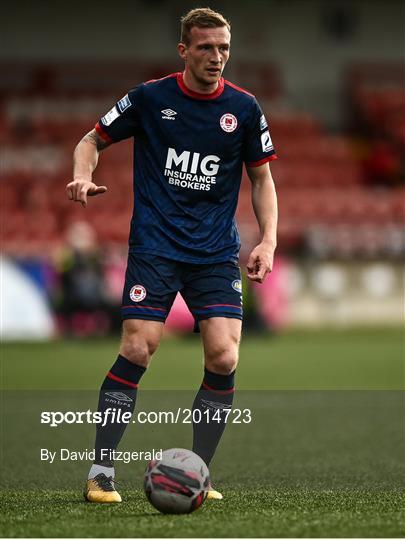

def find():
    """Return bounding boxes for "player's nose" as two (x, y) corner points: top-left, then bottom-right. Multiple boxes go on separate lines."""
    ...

(211, 48), (222, 63)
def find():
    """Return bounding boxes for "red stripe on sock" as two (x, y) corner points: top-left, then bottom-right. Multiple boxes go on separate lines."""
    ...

(202, 381), (235, 394)
(107, 371), (139, 389)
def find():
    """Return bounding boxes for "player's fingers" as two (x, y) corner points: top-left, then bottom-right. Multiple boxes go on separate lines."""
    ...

(79, 186), (88, 207)
(66, 185), (74, 200)
(88, 185), (108, 196)
(256, 266), (268, 283)
(68, 182), (80, 200)
(247, 255), (270, 282)
(72, 184), (81, 201)
(246, 254), (257, 272)
(247, 272), (262, 283)
(247, 262), (260, 279)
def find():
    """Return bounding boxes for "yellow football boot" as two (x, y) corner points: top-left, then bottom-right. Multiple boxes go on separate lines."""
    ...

(84, 473), (122, 503)
(206, 485), (223, 500)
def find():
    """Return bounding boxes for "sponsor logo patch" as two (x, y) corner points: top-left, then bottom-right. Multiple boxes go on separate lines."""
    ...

(130, 284), (146, 302)
(117, 94), (131, 113)
(261, 130), (273, 152)
(164, 147), (220, 191)
(260, 114), (268, 130)
(105, 391), (133, 402)
(232, 279), (242, 293)
(101, 106), (120, 126)
(220, 113), (238, 133)
(161, 108), (177, 120)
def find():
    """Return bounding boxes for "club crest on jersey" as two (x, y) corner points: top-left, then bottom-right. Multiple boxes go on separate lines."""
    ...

(232, 279), (242, 293)
(220, 113), (238, 133)
(130, 284), (146, 302)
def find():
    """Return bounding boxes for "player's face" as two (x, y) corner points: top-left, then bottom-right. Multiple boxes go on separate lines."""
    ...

(178, 26), (231, 90)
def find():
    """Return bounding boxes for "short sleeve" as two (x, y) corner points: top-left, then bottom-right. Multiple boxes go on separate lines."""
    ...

(243, 98), (277, 167)
(95, 85), (143, 143)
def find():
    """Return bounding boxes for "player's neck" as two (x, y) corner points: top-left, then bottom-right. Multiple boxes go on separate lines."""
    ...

(182, 70), (219, 95)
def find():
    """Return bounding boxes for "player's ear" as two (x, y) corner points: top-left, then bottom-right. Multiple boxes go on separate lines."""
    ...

(177, 42), (187, 61)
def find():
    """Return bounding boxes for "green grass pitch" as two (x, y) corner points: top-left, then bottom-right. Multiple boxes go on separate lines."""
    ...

(1, 328), (404, 537)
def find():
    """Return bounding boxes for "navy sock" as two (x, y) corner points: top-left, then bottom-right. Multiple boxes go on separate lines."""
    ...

(192, 367), (235, 467)
(94, 354), (146, 466)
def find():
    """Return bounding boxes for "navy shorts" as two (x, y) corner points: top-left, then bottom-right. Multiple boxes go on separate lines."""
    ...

(121, 254), (243, 329)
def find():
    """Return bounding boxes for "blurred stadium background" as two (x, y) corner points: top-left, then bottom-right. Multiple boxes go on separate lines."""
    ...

(1, 0), (404, 340)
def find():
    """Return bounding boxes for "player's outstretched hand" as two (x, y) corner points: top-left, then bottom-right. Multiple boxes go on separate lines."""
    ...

(66, 180), (107, 208)
(246, 242), (275, 283)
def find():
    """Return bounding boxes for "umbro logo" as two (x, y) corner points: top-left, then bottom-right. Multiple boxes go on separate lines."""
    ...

(105, 391), (133, 402)
(161, 108), (177, 120)
(201, 399), (231, 411)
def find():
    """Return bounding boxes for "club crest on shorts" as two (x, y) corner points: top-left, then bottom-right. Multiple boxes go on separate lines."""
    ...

(130, 284), (146, 302)
(232, 279), (242, 292)
(220, 113), (238, 133)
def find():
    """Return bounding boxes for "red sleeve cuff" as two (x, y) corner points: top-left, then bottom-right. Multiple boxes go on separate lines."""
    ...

(246, 154), (278, 167)
(95, 122), (113, 143)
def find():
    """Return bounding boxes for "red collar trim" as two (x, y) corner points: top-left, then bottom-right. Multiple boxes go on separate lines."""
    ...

(176, 72), (224, 100)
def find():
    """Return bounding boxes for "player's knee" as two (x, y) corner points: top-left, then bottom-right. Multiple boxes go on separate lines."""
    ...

(205, 345), (239, 374)
(120, 335), (159, 367)
(120, 320), (162, 367)
(120, 340), (150, 366)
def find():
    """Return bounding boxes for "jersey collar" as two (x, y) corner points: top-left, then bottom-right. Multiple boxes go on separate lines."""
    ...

(176, 72), (224, 100)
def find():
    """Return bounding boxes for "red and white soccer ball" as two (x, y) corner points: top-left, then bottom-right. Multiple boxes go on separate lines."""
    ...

(144, 448), (210, 514)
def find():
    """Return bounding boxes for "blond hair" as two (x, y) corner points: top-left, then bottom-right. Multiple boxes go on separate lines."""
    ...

(180, 7), (231, 45)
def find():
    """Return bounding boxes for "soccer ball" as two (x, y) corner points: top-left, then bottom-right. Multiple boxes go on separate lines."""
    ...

(144, 448), (210, 514)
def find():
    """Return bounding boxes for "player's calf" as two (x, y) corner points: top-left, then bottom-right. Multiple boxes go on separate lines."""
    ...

(192, 367), (235, 468)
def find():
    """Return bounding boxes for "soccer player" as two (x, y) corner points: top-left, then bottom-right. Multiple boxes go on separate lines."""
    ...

(66, 7), (278, 503)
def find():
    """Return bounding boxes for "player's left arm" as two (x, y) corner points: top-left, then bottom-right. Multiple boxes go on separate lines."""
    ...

(245, 162), (278, 283)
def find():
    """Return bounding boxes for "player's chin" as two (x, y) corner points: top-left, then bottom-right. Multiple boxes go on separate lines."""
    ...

(204, 70), (222, 82)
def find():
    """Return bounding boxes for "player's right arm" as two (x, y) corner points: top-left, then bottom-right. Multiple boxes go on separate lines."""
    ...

(66, 129), (111, 208)
(67, 87), (142, 207)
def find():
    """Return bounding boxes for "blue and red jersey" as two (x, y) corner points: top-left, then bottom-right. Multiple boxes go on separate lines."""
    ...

(96, 72), (277, 263)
